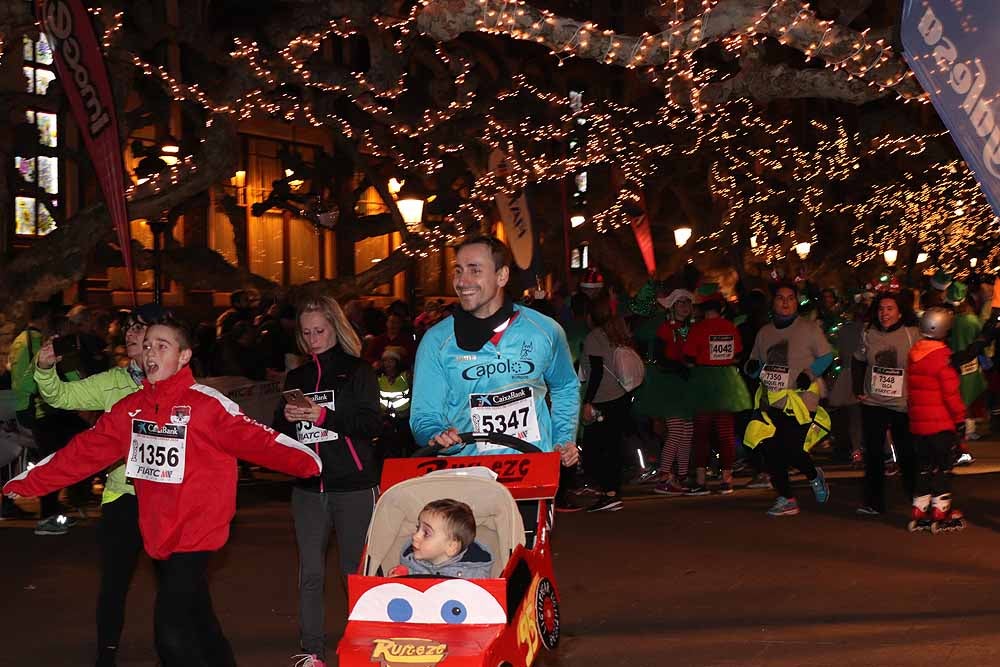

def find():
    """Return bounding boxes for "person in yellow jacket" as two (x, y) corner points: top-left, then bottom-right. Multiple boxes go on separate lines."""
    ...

(377, 346), (414, 460)
(743, 283), (832, 517)
(33, 303), (165, 667)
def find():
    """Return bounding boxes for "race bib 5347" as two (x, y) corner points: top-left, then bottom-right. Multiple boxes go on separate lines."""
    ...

(469, 386), (541, 445)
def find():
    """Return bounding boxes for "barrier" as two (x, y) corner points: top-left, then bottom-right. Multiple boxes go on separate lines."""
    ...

(197, 376), (285, 425)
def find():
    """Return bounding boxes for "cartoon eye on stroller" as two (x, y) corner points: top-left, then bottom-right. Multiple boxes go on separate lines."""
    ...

(338, 432), (562, 667)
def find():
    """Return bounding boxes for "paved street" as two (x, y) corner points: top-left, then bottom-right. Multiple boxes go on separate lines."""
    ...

(4, 440), (1000, 667)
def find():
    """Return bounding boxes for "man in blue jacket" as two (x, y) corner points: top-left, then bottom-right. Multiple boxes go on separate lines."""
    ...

(410, 235), (580, 467)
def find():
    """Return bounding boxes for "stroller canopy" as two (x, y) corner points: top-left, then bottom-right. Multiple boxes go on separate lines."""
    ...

(364, 467), (525, 579)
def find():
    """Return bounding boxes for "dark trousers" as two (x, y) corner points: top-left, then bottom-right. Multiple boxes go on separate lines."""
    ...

(32, 414), (89, 517)
(292, 486), (378, 659)
(96, 494), (143, 660)
(861, 405), (915, 511)
(153, 552), (236, 667)
(763, 409), (817, 499)
(581, 394), (631, 494)
(737, 409), (766, 475)
(914, 431), (955, 498)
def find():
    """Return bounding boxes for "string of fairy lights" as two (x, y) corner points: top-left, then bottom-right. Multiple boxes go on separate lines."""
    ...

(14, 0), (993, 272)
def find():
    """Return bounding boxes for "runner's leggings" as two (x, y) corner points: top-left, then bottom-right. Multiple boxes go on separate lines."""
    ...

(96, 494), (143, 662)
(762, 409), (817, 499)
(659, 418), (693, 479)
(693, 412), (736, 471)
(582, 393), (631, 494)
(860, 404), (915, 511)
(153, 551), (236, 667)
(914, 431), (955, 498)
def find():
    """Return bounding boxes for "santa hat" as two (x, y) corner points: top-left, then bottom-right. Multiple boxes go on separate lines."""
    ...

(579, 269), (604, 290)
(695, 283), (725, 306)
(381, 345), (406, 362)
(663, 289), (694, 309)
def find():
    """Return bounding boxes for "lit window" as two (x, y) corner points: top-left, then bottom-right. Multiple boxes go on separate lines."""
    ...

(15, 35), (60, 237)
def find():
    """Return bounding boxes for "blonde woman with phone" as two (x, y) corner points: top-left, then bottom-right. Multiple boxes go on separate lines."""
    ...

(272, 294), (381, 667)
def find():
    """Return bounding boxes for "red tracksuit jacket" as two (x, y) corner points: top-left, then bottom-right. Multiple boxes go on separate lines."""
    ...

(906, 339), (966, 436)
(3, 366), (321, 559)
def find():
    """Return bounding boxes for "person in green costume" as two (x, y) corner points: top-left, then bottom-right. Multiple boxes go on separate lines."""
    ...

(947, 281), (987, 441)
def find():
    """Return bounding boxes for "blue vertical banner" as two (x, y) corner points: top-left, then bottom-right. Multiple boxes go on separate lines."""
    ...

(901, 0), (1000, 217)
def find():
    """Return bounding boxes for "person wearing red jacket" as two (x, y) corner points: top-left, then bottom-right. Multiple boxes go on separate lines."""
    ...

(4, 318), (322, 666)
(906, 307), (967, 531)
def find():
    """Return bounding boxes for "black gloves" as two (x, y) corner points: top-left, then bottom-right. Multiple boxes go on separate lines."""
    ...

(795, 372), (812, 391)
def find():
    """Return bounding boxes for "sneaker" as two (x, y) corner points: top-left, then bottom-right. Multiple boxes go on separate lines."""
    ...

(884, 461), (898, 477)
(746, 473), (772, 489)
(856, 505), (881, 516)
(967, 432), (982, 441)
(767, 496), (800, 516)
(653, 480), (687, 496)
(587, 495), (623, 512)
(955, 452), (974, 467)
(716, 482), (734, 495)
(732, 460), (750, 475)
(34, 514), (73, 536)
(684, 484), (710, 496)
(810, 468), (830, 503)
(555, 499), (584, 513)
(292, 655), (326, 667)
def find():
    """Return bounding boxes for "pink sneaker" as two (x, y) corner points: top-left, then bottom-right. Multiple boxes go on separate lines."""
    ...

(292, 654), (326, 667)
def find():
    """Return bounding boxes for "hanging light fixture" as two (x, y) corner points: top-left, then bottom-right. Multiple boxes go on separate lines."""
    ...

(673, 226), (692, 248)
(396, 180), (426, 231)
(159, 135), (181, 165)
(916, 251), (929, 264)
(970, 257), (979, 268)
(883, 249), (898, 267)
(570, 213), (586, 228)
(794, 241), (811, 260)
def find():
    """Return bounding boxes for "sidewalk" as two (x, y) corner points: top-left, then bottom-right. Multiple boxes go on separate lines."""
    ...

(619, 432), (1000, 501)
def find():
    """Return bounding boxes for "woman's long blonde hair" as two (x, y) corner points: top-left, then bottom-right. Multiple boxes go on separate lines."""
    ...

(295, 294), (362, 358)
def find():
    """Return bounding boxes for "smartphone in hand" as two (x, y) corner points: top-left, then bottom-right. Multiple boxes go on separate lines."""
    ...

(282, 389), (312, 409)
(52, 335), (80, 357)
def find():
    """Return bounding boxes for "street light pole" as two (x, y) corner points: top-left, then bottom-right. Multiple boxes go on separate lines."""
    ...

(148, 214), (171, 305)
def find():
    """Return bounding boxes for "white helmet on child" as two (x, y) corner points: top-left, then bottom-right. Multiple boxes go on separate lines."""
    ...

(919, 306), (954, 340)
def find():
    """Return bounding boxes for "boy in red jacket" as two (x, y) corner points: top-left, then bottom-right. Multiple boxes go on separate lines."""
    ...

(4, 317), (322, 666)
(906, 307), (967, 532)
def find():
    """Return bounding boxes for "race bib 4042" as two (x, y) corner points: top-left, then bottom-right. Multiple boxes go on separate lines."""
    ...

(709, 335), (735, 362)
(469, 386), (541, 445)
(126, 419), (186, 484)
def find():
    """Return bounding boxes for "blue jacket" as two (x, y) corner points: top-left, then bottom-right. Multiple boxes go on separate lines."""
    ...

(410, 305), (580, 455)
(399, 540), (494, 579)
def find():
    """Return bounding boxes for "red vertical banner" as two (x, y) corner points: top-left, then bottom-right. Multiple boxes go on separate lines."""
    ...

(628, 194), (656, 276)
(36, 0), (136, 303)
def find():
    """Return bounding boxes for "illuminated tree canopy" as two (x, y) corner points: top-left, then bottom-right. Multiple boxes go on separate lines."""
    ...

(0, 0), (997, 328)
